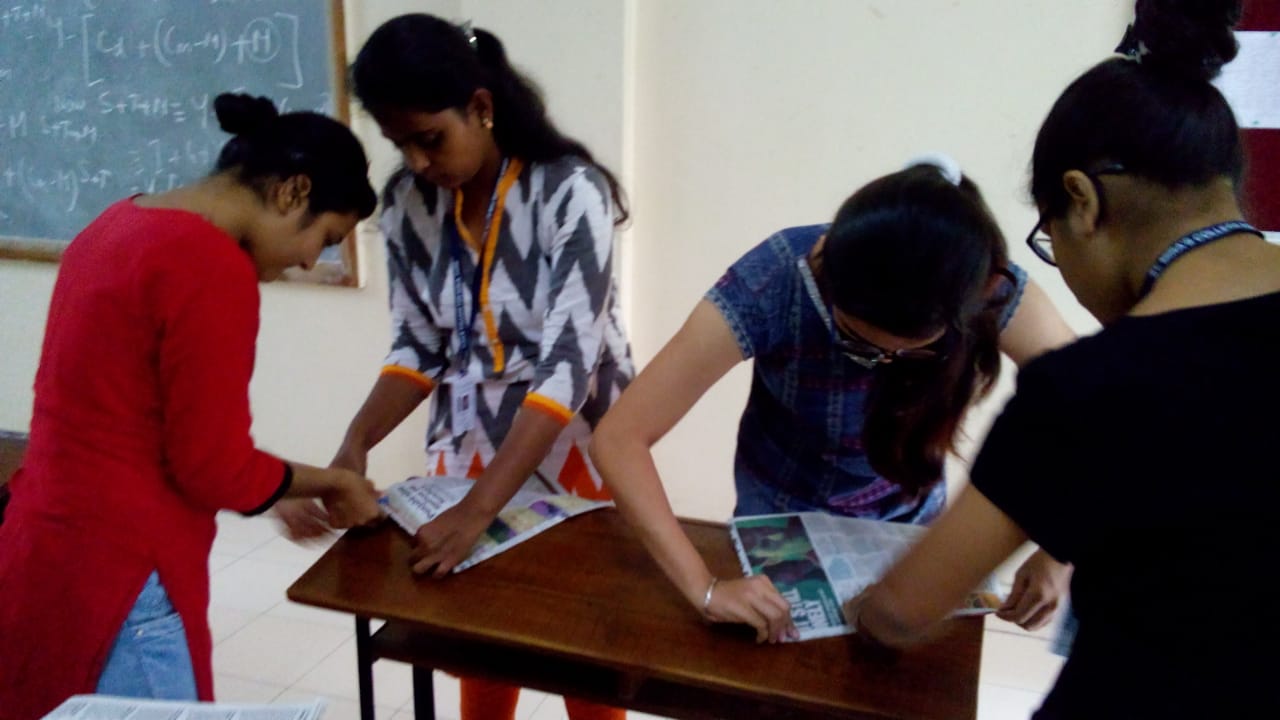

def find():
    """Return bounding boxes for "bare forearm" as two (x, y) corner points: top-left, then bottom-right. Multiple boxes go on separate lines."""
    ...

(857, 487), (1029, 648)
(591, 430), (714, 608)
(278, 460), (383, 531)
(284, 461), (341, 498)
(340, 373), (430, 454)
(466, 407), (564, 514)
(588, 299), (744, 608)
(856, 585), (941, 648)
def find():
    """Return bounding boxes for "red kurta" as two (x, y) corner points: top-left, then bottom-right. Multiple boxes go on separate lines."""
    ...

(0, 199), (288, 720)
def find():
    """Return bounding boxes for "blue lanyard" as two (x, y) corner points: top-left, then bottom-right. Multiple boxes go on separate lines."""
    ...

(1138, 220), (1264, 299)
(449, 157), (509, 366)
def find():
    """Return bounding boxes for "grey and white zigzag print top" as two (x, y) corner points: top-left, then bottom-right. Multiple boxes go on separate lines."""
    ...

(379, 156), (633, 497)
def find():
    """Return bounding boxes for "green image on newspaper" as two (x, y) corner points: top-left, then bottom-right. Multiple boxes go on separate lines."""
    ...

(734, 515), (846, 633)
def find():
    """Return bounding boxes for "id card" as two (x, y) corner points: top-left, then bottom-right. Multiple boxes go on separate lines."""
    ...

(450, 372), (477, 435)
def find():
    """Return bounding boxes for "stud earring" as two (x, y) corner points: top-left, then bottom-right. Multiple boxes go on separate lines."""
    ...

(482, 117), (493, 130)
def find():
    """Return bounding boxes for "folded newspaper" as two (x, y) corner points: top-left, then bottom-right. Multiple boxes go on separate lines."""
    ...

(381, 475), (613, 573)
(42, 695), (326, 720)
(729, 512), (1005, 641)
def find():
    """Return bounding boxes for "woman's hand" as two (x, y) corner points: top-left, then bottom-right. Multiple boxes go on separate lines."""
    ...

(702, 575), (798, 644)
(997, 548), (1072, 630)
(272, 498), (333, 542)
(319, 468), (384, 529)
(408, 498), (495, 578)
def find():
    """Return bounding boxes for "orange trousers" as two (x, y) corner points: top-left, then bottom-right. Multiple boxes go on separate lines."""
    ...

(460, 676), (625, 720)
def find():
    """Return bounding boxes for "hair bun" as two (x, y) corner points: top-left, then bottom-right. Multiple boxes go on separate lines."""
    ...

(1122, 0), (1243, 81)
(214, 93), (280, 136)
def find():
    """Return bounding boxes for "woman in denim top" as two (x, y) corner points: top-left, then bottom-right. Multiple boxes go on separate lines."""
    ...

(591, 159), (1075, 642)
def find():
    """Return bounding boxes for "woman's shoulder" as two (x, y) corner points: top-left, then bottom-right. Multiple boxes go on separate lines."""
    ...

(526, 156), (607, 198)
(1012, 325), (1141, 411)
(732, 224), (827, 272)
(100, 199), (245, 266)
(381, 167), (448, 217)
(771, 224), (828, 257)
(88, 201), (261, 304)
(710, 224), (826, 300)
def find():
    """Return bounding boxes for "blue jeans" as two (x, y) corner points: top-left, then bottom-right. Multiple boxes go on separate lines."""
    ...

(96, 571), (197, 700)
(1052, 601), (1078, 657)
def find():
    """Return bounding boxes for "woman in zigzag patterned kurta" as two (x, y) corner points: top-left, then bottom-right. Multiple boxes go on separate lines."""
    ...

(279, 13), (634, 720)
(377, 154), (634, 502)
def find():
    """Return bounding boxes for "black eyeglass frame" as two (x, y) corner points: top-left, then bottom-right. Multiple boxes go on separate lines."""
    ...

(1025, 163), (1128, 267)
(831, 265), (1020, 369)
(832, 322), (941, 370)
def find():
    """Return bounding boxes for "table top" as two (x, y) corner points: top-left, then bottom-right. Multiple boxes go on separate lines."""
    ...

(287, 509), (982, 719)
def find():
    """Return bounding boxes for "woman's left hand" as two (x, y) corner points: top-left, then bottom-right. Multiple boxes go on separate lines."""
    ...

(997, 548), (1072, 630)
(408, 499), (495, 578)
(273, 498), (333, 542)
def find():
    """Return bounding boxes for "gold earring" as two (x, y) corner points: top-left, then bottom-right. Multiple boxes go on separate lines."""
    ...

(482, 117), (493, 130)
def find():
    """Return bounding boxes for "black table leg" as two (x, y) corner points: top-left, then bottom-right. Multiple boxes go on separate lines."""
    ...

(355, 617), (375, 720)
(412, 666), (436, 720)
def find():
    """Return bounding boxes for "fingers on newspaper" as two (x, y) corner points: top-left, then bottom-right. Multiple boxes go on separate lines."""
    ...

(380, 476), (613, 573)
(729, 512), (1005, 642)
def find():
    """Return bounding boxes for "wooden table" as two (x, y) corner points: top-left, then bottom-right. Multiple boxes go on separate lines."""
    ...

(287, 510), (983, 720)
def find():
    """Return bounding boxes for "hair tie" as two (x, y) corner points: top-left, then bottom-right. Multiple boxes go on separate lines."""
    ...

(1115, 23), (1148, 63)
(460, 20), (478, 51)
(904, 152), (963, 186)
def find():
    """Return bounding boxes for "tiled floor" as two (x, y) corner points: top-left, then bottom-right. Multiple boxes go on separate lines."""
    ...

(209, 512), (1065, 720)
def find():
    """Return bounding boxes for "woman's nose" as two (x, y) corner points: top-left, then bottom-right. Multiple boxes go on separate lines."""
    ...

(403, 146), (430, 174)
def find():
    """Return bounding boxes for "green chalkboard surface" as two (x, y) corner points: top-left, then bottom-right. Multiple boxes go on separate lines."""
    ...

(0, 1), (357, 285)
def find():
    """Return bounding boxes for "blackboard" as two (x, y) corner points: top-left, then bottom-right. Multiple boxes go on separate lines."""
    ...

(0, 0), (358, 285)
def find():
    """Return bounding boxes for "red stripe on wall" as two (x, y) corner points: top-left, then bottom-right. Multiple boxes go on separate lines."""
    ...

(1240, 1), (1280, 31)
(1242, 129), (1280, 232)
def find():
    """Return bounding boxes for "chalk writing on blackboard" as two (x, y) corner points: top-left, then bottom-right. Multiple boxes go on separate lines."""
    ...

(1, 1), (341, 250)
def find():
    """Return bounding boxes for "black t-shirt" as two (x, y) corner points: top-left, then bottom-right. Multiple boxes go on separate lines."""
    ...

(972, 292), (1280, 719)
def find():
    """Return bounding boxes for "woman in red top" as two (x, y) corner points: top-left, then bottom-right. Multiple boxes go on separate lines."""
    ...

(0, 94), (383, 720)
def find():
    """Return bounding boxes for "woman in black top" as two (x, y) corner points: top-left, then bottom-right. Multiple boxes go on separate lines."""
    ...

(852, 1), (1280, 718)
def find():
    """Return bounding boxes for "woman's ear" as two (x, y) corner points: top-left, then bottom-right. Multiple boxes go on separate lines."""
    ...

(468, 88), (495, 127)
(1061, 170), (1100, 235)
(272, 175), (313, 214)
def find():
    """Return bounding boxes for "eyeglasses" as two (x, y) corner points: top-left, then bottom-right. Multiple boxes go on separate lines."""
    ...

(1024, 218), (1056, 266)
(831, 265), (1019, 369)
(1025, 163), (1128, 267)
(833, 321), (941, 370)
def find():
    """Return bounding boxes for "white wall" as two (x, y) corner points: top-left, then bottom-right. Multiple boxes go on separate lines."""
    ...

(0, 1), (1122, 520)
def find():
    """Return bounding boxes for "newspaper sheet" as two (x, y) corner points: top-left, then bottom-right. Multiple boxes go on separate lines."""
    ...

(729, 512), (1004, 641)
(381, 476), (612, 572)
(42, 695), (325, 720)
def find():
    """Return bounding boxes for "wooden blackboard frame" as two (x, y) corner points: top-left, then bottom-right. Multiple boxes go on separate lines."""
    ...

(0, 0), (361, 288)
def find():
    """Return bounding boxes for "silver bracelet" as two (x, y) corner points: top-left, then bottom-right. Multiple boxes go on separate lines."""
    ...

(702, 576), (719, 613)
